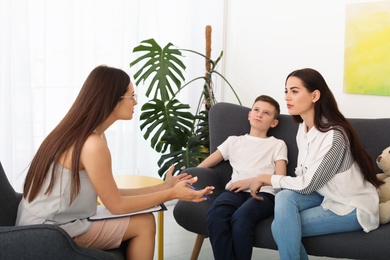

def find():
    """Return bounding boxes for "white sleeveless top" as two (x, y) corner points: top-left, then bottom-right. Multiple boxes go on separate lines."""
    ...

(16, 164), (97, 237)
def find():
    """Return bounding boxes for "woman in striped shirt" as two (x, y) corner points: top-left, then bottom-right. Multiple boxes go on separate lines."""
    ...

(249, 68), (383, 260)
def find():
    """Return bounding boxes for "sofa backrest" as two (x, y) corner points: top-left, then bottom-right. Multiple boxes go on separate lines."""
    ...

(209, 102), (390, 176)
(209, 102), (298, 176)
(0, 162), (21, 226)
(348, 118), (390, 172)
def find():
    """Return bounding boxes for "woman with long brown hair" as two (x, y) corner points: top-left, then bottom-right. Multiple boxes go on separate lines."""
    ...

(249, 68), (382, 260)
(16, 65), (214, 260)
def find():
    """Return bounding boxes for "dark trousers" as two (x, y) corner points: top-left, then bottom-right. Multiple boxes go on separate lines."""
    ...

(207, 190), (275, 260)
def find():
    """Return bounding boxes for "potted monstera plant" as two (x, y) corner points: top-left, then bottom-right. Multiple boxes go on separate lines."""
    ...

(130, 27), (241, 177)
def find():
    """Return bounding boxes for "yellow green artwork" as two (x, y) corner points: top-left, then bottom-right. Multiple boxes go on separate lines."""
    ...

(344, 1), (390, 96)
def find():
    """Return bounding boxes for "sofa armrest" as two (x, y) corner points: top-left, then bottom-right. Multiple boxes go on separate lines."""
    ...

(0, 225), (119, 259)
(181, 161), (232, 193)
(181, 167), (224, 192)
(174, 163), (232, 236)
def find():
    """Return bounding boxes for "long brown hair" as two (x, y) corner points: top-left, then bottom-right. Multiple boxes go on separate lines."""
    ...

(286, 68), (382, 188)
(24, 65), (130, 203)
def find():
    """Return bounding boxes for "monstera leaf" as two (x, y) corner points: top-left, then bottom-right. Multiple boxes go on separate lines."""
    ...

(193, 110), (210, 147)
(130, 39), (186, 101)
(156, 110), (210, 177)
(157, 133), (209, 178)
(130, 38), (240, 177)
(140, 98), (194, 153)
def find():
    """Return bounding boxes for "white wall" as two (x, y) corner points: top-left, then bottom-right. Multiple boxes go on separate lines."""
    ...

(221, 0), (389, 118)
(0, 0), (227, 186)
(2, 0), (388, 188)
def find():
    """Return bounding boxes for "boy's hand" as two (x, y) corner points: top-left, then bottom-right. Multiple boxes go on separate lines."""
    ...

(226, 177), (255, 192)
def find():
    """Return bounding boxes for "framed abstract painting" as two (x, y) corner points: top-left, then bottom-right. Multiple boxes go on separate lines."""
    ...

(344, 1), (390, 96)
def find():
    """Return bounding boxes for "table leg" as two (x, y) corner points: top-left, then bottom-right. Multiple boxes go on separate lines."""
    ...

(157, 211), (164, 260)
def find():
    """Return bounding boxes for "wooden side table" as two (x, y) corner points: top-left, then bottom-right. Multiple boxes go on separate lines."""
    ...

(114, 175), (165, 260)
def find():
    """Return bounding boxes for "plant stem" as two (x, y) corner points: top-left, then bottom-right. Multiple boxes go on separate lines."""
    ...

(205, 25), (212, 110)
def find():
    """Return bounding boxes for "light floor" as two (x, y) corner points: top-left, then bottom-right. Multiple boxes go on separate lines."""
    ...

(154, 201), (345, 260)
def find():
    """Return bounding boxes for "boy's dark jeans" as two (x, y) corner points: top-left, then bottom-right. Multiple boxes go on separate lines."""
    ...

(207, 190), (275, 260)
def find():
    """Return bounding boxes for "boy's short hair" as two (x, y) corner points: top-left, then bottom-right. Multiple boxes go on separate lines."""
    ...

(253, 95), (280, 118)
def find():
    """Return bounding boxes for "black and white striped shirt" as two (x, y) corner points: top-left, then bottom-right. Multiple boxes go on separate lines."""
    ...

(271, 122), (379, 232)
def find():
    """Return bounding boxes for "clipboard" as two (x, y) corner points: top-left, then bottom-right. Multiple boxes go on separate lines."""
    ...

(88, 203), (167, 221)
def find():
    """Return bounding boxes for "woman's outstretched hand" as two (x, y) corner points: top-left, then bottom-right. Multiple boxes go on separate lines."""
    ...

(162, 165), (214, 202)
(164, 165), (192, 189)
(173, 176), (214, 202)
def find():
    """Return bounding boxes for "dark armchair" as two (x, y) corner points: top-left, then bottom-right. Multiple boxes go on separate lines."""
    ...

(0, 161), (125, 260)
(173, 102), (390, 260)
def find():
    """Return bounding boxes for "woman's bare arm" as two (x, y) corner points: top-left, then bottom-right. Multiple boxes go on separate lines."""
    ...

(81, 135), (214, 215)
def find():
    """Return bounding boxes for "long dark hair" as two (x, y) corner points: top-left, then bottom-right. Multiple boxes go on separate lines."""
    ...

(286, 68), (382, 188)
(24, 65), (130, 202)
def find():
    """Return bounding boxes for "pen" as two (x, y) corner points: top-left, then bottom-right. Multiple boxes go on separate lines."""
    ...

(185, 182), (211, 200)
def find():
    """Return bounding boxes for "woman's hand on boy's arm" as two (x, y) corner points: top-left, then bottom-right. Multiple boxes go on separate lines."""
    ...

(250, 174), (272, 201)
(250, 160), (286, 200)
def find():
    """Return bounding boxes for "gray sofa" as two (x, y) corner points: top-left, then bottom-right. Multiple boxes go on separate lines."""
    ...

(173, 102), (390, 260)
(0, 161), (126, 260)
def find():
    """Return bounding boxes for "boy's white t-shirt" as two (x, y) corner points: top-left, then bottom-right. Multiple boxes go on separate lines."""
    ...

(218, 134), (287, 194)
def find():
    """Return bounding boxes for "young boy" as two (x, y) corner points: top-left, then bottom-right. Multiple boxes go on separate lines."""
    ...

(198, 95), (288, 260)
